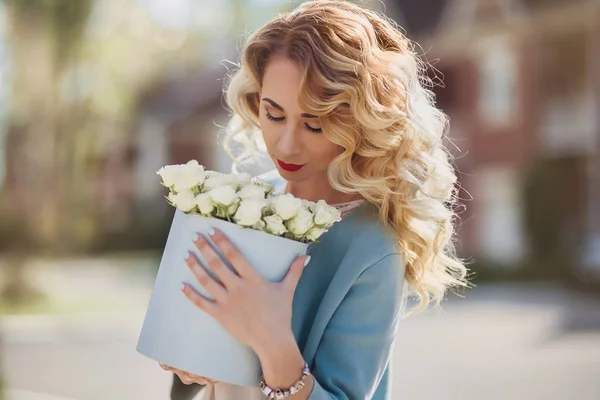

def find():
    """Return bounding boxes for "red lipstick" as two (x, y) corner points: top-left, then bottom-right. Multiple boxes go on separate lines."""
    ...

(277, 159), (305, 172)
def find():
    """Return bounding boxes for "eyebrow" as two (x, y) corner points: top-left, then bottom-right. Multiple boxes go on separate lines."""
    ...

(262, 97), (318, 119)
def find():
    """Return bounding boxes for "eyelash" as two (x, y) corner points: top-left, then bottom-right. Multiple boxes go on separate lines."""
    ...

(266, 111), (323, 134)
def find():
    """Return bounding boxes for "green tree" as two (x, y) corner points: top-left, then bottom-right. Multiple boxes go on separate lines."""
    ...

(1, 0), (93, 303)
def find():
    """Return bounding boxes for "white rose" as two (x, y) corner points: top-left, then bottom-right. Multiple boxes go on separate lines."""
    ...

(238, 184), (267, 200)
(252, 219), (266, 231)
(234, 199), (266, 227)
(287, 207), (314, 236)
(157, 165), (181, 188)
(227, 201), (240, 217)
(173, 175), (197, 193)
(209, 185), (238, 207)
(263, 215), (288, 236)
(183, 159), (205, 175)
(173, 161), (206, 192)
(231, 172), (252, 189)
(273, 193), (303, 221)
(306, 226), (327, 242)
(202, 172), (233, 192)
(166, 192), (177, 206)
(313, 200), (342, 227)
(252, 178), (275, 196)
(196, 193), (215, 215)
(170, 190), (197, 212)
(302, 199), (317, 212)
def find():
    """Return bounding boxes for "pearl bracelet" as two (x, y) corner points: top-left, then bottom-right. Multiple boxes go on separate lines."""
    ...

(259, 362), (311, 399)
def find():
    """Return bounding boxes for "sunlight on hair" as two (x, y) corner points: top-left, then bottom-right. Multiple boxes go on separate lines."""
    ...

(221, 0), (471, 316)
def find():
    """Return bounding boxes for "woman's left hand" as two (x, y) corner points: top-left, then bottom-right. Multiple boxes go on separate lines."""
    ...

(181, 228), (310, 354)
(159, 363), (217, 385)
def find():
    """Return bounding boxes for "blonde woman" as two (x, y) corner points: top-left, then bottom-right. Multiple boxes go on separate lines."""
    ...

(160, 1), (469, 399)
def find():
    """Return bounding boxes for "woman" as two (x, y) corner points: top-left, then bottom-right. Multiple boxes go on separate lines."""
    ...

(161, 1), (469, 399)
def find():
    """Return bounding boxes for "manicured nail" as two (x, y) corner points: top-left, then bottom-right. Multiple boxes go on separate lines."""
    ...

(192, 232), (199, 241)
(181, 282), (187, 291)
(207, 227), (216, 236)
(184, 250), (191, 260)
(303, 256), (312, 267)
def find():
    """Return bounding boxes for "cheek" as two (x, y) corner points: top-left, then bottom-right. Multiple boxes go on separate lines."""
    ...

(310, 139), (343, 167)
(258, 114), (276, 146)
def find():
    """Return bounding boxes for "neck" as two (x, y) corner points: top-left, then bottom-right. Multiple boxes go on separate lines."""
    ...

(284, 178), (361, 205)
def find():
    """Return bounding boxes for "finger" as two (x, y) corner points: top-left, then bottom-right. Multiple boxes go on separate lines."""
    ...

(182, 282), (218, 316)
(282, 255), (310, 294)
(185, 250), (227, 302)
(207, 228), (261, 281)
(180, 374), (194, 385)
(159, 363), (173, 371)
(199, 377), (217, 385)
(173, 370), (190, 384)
(180, 371), (211, 385)
(193, 233), (239, 288)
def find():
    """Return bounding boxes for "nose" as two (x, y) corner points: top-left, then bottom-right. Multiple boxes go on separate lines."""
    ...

(276, 123), (302, 157)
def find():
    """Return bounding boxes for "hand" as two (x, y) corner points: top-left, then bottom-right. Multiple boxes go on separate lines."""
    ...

(181, 228), (310, 354)
(159, 363), (217, 385)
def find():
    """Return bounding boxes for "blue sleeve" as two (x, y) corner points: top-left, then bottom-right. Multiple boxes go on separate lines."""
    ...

(307, 253), (405, 400)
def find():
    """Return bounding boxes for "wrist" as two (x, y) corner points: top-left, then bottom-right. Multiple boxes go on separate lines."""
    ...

(254, 328), (297, 361)
(256, 331), (305, 389)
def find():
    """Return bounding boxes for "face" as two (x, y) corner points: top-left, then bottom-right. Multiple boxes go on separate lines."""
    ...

(257, 56), (342, 183)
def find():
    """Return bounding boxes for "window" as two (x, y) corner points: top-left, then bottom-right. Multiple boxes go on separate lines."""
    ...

(477, 36), (518, 127)
(478, 167), (527, 265)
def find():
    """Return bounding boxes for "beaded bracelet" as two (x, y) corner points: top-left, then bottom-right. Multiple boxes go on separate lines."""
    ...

(259, 362), (311, 399)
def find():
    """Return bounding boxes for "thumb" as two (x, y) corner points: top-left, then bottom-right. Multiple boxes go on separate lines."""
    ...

(283, 255), (311, 293)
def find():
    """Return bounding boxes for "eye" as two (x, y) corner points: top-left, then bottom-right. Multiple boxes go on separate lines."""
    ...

(304, 124), (323, 134)
(266, 111), (285, 122)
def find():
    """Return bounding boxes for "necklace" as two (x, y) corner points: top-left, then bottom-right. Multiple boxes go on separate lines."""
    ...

(332, 199), (364, 209)
(332, 199), (365, 218)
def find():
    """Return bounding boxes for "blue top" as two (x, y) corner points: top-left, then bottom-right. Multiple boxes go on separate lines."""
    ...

(263, 170), (406, 399)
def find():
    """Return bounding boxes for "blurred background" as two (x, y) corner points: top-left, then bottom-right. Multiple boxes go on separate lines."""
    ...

(0, 0), (599, 399)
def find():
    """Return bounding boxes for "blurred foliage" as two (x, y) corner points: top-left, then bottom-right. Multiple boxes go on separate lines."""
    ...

(470, 158), (582, 283)
(472, 158), (578, 283)
(1, 0), (94, 251)
(90, 208), (172, 254)
(522, 158), (578, 280)
(0, 0), (95, 304)
(0, 0), (225, 304)
(0, 0), (198, 258)
(2, 0), (93, 68)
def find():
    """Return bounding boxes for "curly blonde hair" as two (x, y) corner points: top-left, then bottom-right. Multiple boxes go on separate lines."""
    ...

(222, 0), (470, 316)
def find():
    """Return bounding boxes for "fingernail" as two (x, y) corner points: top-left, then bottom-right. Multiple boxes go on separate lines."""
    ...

(181, 282), (187, 291)
(184, 250), (191, 260)
(192, 232), (199, 241)
(208, 227), (216, 236)
(303, 256), (311, 267)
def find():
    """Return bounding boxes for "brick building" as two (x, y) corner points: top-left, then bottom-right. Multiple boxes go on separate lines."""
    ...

(392, 0), (600, 273)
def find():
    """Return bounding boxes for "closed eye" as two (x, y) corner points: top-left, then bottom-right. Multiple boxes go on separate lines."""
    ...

(304, 124), (322, 134)
(266, 111), (285, 123)
(266, 111), (323, 134)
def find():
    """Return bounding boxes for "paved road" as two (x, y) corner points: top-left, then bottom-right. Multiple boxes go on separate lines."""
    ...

(2, 283), (600, 400)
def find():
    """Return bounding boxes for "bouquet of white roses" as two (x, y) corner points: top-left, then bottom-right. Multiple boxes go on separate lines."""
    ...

(137, 160), (342, 387)
(157, 159), (341, 242)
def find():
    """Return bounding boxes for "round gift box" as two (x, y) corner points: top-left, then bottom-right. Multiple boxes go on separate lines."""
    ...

(137, 208), (309, 386)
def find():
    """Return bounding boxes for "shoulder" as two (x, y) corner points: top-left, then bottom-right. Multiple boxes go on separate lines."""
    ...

(333, 205), (401, 269)
(310, 204), (404, 286)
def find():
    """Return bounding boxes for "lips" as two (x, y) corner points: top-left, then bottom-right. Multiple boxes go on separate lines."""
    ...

(277, 159), (305, 172)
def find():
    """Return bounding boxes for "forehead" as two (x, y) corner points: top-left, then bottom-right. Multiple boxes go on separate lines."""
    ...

(261, 57), (305, 110)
